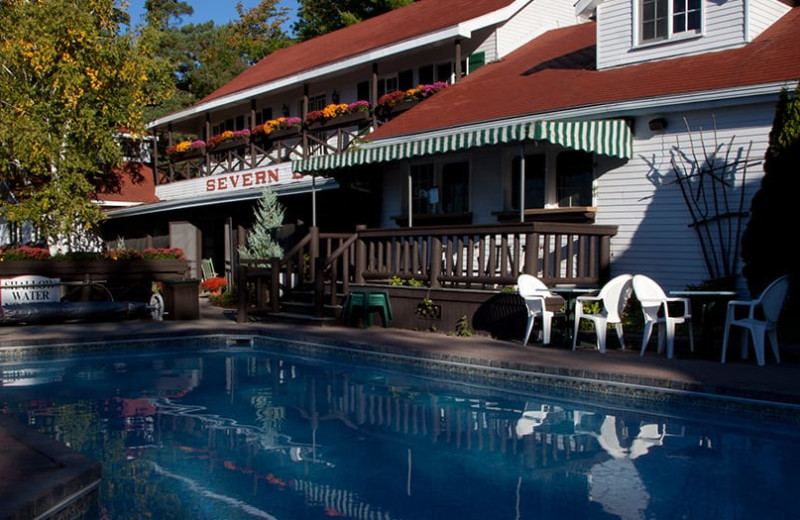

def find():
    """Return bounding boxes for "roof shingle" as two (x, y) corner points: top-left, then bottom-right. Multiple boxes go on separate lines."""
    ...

(200, 0), (515, 104)
(369, 7), (800, 140)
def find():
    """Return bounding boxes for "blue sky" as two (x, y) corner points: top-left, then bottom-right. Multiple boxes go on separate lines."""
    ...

(126, 0), (299, 29)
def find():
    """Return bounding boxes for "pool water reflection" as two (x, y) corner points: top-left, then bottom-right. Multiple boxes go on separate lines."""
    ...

(2, 346), (799, 519)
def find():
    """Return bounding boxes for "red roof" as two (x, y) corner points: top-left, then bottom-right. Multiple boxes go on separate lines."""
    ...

(369, 7), (800, 140)
(95, 163), (159, 205)
(200, 0), (515, 103)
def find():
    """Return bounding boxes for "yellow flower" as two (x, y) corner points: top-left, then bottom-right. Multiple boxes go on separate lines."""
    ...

(322, 103), (348, 119)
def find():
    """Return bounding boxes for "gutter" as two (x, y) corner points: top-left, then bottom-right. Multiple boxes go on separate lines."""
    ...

(364, 80), (798, 147)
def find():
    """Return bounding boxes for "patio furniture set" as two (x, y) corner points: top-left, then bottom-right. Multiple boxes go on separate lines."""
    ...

(517, 273), (791, 367)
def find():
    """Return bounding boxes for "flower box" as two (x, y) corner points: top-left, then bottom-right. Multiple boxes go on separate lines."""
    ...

(168, 147), (205, 162)
(306, 110), (371, 130)
(267, 126), (302, 140)
(208, 137), (249, 154)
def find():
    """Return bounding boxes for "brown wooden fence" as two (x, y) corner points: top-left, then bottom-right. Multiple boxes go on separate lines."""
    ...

(236, 222), (617, 323)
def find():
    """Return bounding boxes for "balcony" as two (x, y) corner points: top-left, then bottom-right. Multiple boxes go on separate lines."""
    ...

(155, 110), (375, 185)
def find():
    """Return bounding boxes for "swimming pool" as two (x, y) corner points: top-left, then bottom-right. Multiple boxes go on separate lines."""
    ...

(2, 341), (799, 520)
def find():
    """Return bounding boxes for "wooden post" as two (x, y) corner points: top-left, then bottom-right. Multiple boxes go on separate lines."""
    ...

(454, 39), (462, 82)
(271, 258), (281, 313)
(314, 257), (325, 317)
(355, 224), (366, 285)
(599, 235), (611, 283)
(430, 235), (442, 289)
(237, 263), (248, 323)
(309, 226), (319, 284)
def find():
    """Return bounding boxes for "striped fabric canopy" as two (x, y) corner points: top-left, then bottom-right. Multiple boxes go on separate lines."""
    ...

(292, 119), (633, 173)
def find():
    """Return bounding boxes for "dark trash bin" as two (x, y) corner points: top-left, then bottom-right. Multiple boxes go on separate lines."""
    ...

(162, 278), (200, 320)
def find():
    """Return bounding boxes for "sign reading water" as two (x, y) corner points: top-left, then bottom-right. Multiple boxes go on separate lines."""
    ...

(0, 275), (61, 305)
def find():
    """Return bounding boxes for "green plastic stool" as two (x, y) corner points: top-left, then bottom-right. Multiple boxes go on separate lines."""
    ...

(343, 290), (393, 327)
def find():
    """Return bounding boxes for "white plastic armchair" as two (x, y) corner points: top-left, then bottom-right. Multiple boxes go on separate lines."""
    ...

(721, 275), (790, 366)
(572, 274), (633, 353)
(517, 274), (560, 345)
(632, 275), (694, 359)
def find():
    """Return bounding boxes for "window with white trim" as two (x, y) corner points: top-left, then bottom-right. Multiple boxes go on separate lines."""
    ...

(640, 0), (701, 43)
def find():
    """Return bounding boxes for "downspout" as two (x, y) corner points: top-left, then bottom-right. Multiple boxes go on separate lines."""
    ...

(519, 144), (526, 223)
(408, 165), (413, 228)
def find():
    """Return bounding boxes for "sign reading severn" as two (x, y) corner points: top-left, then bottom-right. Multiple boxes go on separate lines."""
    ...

(0, 275), (61, 306)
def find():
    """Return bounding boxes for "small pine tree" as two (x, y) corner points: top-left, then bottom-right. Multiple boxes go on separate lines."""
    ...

(741, 81), (800, 302)
(238, 188), (285, 260)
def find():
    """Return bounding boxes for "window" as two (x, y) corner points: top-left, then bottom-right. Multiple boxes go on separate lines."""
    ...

(511, 155), (546, 210)
(436, 63), (452, 83)
(411, 164), (435, 215)
(556, 151), (593, 207)
(409, 161), (470, 216)
(441, 162), (469, 213)
(418, 65), (434, 85)
(308, 94), (326, 111)
(357, 81), (370, 103)
(377, 76), (398, 98)
(398, 70), (414, 91)
(640, 0), (701, 43)
(254, 107), (273, 126)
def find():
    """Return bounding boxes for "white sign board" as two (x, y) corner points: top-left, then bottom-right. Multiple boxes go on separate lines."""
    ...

(156, 162), (310, 201)
(1, 275), (61, 306)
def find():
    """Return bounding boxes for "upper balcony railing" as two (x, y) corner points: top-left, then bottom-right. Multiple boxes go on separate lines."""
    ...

(153, 83), (449, 185)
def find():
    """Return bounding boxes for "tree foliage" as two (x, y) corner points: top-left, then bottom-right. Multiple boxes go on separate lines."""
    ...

(741, 82), (800, 303)
(0, 0), (163, 248)
(141, 0), (292, 121)
(293, 0), (413, 41)
(239, 189), (285, 260)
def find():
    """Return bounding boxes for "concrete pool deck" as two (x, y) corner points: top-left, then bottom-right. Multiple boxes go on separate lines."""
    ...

(1, 299), (799, 518)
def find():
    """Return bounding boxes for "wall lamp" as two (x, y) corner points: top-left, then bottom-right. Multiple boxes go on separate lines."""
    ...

(648, 117), (668, 131)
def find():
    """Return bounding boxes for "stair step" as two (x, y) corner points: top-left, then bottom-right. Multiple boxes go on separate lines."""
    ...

(260, 311), (340, 327)
(281, 301), (341, 319)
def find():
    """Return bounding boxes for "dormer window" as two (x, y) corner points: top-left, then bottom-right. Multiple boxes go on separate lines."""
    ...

(640, 0), (701, 43)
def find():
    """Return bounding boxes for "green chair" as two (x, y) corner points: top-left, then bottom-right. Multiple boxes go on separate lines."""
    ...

(343, 289), (393, 328)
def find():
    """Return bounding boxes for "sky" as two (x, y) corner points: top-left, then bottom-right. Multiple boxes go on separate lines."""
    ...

(126, 0), (299, 30)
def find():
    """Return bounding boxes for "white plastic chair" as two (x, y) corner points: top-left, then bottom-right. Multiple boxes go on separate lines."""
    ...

(517, 274), (561, 345)
(632, 275), (694, 359)
(721, 275), (790, 366)
(572, 274), (633, 353)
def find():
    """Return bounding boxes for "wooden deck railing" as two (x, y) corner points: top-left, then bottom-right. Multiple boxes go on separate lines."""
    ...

(236, 222), (617, 322)
(155, 114), (371, 184)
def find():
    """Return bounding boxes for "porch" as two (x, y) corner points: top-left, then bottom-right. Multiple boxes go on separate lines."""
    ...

(234, 221), (617, 337)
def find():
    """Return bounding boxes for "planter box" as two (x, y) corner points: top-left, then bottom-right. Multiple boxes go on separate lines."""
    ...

(209, 138), (248, 154)
(0, 260), (191, 303)
(168, 148), (205, 162)
(306, 111), (370, 130)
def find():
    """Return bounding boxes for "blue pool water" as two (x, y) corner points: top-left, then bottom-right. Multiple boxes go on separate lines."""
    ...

(2, 342), (799, 520)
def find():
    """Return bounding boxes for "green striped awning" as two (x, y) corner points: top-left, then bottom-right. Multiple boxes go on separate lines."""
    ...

(292, 119), (632, 173)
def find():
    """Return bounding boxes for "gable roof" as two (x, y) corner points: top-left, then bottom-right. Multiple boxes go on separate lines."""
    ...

(368, 7), (800, 141)
(198, 0), (516, 105)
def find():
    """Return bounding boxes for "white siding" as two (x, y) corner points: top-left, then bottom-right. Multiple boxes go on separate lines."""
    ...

(497, 0), (582, 59)
(472, 30), (499, 65)
(597, 0), (748, 70)
(595, 103), (775, 292)
(746, 0), (791, 42)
